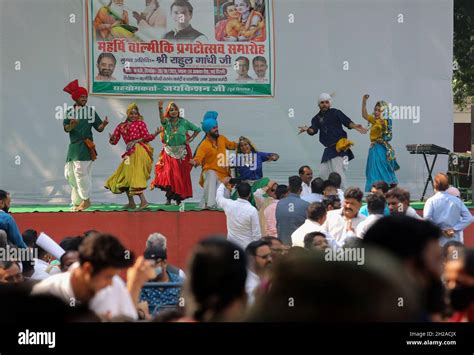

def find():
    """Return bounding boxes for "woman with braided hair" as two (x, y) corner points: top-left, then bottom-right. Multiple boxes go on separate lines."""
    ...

(361, 94), (400, 192)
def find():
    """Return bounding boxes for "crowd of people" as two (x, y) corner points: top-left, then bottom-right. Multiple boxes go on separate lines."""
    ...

(1, 80), (473, 323)
(1, 164), (474, 322)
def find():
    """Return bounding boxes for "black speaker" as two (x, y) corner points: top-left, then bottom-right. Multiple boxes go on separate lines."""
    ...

(449, 153), (472, 188)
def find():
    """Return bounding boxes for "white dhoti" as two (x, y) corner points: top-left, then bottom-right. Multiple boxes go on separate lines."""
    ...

(199, 170), (230, 208)
(64, 161), (93, 206)
(319, 156), (348, 190)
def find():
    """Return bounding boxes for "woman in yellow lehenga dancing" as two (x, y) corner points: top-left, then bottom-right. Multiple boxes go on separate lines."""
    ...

(105, 103), (159, 209)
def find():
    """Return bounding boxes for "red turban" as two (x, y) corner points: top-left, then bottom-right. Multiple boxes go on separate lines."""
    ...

(63, 80), (88, 101)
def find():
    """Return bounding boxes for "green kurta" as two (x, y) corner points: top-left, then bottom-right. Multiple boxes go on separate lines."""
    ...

(162, 118), (201, 146)
(64, 108), (103, 162)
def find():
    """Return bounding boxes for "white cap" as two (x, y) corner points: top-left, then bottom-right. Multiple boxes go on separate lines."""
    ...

(318, 93), (332, 104)
(36, 232), (66, 259)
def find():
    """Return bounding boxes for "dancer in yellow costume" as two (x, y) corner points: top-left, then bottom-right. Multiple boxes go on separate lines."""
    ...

(105, 103), (159, 209)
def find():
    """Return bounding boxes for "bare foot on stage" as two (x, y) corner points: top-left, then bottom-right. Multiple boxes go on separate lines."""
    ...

(125, 192), (137, 209)
(139, 202), (149, 209)
(123, 203), (137, 209)
(76, 199), (91, 211)
(137, 192), (149, 209)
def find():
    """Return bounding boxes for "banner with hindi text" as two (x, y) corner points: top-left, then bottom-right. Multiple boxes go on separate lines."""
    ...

(86, 0), (274, 97)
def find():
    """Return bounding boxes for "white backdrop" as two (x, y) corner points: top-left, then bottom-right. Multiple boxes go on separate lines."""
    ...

(0, 0), (453, 204)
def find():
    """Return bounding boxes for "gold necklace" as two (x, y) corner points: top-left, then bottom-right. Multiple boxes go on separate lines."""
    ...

(170, 118), (180, 133)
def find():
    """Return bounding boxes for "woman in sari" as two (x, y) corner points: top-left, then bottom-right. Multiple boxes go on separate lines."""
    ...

(150, 101), (201, 205)
(105, 103), (158, 209)
(361, 94), (400, 192)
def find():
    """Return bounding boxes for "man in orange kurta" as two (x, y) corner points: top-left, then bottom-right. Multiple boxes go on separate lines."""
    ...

(94, 0), (130, 40)
(190, 112), (237, 208)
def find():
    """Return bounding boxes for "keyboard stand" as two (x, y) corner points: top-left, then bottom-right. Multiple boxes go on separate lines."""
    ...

(420, 153), (438, 201)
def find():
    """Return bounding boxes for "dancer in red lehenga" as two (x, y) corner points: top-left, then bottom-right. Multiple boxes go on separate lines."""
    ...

(150, 101), (201, 205)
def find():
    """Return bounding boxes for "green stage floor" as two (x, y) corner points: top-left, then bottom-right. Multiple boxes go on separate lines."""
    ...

(9, 201), (474, 214)
(410, 201), (474, 210)
(10, 202), (220, 213)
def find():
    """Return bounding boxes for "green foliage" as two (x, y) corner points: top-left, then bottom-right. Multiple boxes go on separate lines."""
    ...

(453, 0), (474, 109)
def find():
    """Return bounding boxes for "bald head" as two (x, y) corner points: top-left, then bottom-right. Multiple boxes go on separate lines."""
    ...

(434, 173), (449, 192)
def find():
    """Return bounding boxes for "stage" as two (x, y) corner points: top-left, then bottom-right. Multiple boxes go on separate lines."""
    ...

(11, 203), (227, 269)
(11, 202), (474, 268)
